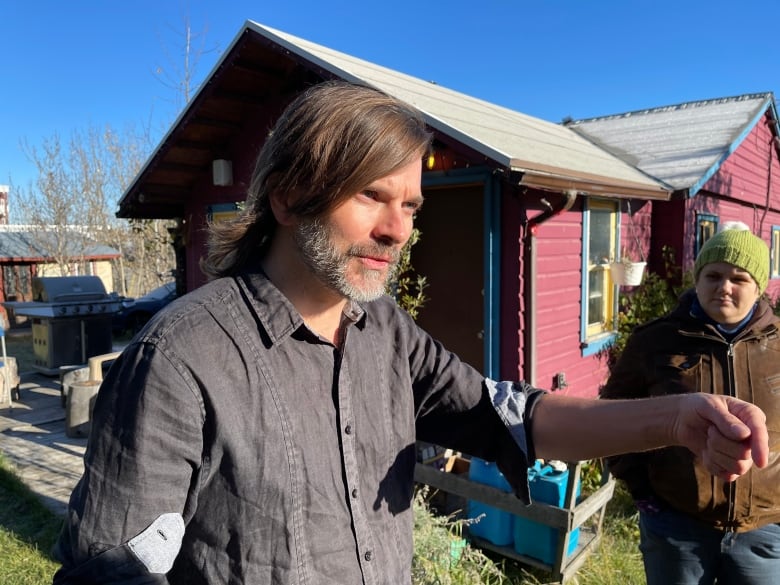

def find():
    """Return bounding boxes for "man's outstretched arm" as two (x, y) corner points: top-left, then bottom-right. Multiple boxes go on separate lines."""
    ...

(530, 393), (769, 482)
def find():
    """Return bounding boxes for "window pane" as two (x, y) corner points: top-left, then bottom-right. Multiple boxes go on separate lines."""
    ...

(584, 201), (617, 339)
(3, 266), (15, 297)
(697, 218), (717, 254)
(589, 209), (613, 265)
(588, 267), (605, 325)
(773, 229), (780, 277)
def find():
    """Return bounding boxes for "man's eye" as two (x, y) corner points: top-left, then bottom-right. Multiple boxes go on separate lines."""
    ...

(361, 190), (379, 200)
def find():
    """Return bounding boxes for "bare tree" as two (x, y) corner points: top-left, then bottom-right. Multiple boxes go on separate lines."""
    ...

(154, 11), (217, 111)
(101, 124), (176, 297)
(12, 14), (212, 299)
(13, 123), (176, 297)
(14, 133), (96, 275)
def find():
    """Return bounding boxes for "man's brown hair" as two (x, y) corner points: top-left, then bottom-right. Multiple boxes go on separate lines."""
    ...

(202, 81), (432, 279)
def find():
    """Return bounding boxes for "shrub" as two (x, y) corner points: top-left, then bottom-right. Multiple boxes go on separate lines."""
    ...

(412, 487), (508, 585)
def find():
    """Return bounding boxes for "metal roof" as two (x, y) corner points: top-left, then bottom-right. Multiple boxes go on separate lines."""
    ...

(0, 230), (119, 261)
(253, 23), (670, 199)
(566, 93), (776, 196)
(118, 21), (669, 218)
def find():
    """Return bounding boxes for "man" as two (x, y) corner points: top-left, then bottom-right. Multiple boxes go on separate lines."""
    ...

(53, 81), (768, 585)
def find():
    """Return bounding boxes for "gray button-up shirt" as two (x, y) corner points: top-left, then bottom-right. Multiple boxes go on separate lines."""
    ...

(54, 271), (542, 584)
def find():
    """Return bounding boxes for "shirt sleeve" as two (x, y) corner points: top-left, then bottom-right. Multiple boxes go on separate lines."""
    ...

(403, 304), (544, 502)
(53, 341), (204, 584)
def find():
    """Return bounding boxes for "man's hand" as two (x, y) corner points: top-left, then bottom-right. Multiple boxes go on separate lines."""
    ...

(674, 394), (769, 482)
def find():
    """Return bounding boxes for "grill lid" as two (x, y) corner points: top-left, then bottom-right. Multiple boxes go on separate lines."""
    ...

(3, 275), (121, 319)
(32, 276), (108, 303)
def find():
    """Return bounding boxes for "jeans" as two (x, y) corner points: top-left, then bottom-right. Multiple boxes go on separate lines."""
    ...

(639, 507), (780, 585)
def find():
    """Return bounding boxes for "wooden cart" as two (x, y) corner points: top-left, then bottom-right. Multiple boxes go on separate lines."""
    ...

(415, 457), (615, 584)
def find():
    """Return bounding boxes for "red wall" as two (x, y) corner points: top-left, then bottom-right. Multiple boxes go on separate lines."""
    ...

(183, 96), (291, 291)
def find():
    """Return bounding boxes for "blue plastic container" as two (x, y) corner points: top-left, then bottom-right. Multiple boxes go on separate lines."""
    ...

(513, 462), (580, 564)
(466, 458), (514, 546)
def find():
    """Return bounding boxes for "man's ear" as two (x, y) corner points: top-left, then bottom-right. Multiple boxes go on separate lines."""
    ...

(269, 190), (296, 226)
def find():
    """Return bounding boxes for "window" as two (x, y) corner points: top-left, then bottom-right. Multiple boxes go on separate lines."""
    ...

(772, 226), (780, 279)
(206, 202), (244, 224)
(581, 199), (619, 355)
(696, 214), (718, 256)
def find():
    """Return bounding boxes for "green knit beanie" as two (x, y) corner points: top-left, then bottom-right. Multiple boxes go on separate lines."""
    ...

(694, 223), (769, 293)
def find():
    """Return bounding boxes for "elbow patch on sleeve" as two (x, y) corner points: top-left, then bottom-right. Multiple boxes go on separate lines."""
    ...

(128, 513), (185, 574)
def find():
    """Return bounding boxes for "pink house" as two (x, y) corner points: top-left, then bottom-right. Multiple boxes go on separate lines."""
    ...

(568, 92), (780, 300)
(118, 21), (700, 400)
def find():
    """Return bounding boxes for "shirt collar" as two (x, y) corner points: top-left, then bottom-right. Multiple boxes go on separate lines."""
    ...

(237, 270), (367, 345)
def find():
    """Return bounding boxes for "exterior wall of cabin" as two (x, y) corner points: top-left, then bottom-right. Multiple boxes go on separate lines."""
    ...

(520, 195), (656, 398)
(183, 97), (290, 291)
(532, 196), (596, 396)
(650, 198), (686, 275)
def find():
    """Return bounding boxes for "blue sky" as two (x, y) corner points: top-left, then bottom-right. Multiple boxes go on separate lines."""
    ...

(2, 0), (779, 194)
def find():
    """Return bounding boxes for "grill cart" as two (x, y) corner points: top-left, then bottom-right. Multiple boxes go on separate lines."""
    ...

(3, 276), (121, 375)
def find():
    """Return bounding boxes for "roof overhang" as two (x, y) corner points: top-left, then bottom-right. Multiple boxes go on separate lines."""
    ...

(515, 165), (671, 200)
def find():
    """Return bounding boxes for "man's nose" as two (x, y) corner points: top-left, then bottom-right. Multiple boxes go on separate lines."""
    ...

(375, 206), (412, 245)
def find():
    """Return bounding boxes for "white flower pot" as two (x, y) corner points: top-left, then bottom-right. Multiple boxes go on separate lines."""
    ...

(609, 261), (646, 286)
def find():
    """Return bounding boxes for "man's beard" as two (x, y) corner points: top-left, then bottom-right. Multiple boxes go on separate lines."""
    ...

(293, 216), (400, 302)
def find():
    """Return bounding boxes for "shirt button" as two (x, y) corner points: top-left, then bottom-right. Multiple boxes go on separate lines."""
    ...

(351, 488), (358, 498)
(344, 424), (352, 435)
(364, 550), (373, 561)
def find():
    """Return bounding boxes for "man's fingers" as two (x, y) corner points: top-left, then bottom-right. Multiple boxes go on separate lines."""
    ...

(705, 402), (751, 442)
(723, 399), (769, 468)
(704, 425), (754, 481)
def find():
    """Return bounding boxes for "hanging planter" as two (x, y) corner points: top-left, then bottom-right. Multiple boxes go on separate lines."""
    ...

(610, 260), (647, 286)
(610, 200), (648, 287)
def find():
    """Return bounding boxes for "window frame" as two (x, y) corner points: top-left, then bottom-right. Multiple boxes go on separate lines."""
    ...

(771, 225), (780, 279)
(695, 213), (719, 257)
(580, 198), (620, 356)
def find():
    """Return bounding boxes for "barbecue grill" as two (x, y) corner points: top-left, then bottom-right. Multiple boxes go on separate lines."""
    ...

(4, 275), (121, 373)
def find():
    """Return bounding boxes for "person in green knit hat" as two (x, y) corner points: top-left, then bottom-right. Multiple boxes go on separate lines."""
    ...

(600, 221), (779, 585)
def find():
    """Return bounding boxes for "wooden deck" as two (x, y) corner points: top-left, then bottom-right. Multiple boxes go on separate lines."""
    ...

(0, 371), (86, 516)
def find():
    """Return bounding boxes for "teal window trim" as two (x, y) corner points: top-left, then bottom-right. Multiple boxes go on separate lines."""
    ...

(483, 174), (501, 379)
(582, 333), (616, 357)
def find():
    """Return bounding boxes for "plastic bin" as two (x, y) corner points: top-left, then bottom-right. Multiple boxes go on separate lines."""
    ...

(513, 461), (580, 564)
(466, 458), (514, 546)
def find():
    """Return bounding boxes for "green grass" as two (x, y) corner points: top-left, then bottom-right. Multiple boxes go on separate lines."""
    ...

(0, 455), (61, 585)
(2, 332), (65, 584)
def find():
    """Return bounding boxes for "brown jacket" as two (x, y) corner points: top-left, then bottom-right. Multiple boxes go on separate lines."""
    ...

(600, 289), (780, 532)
